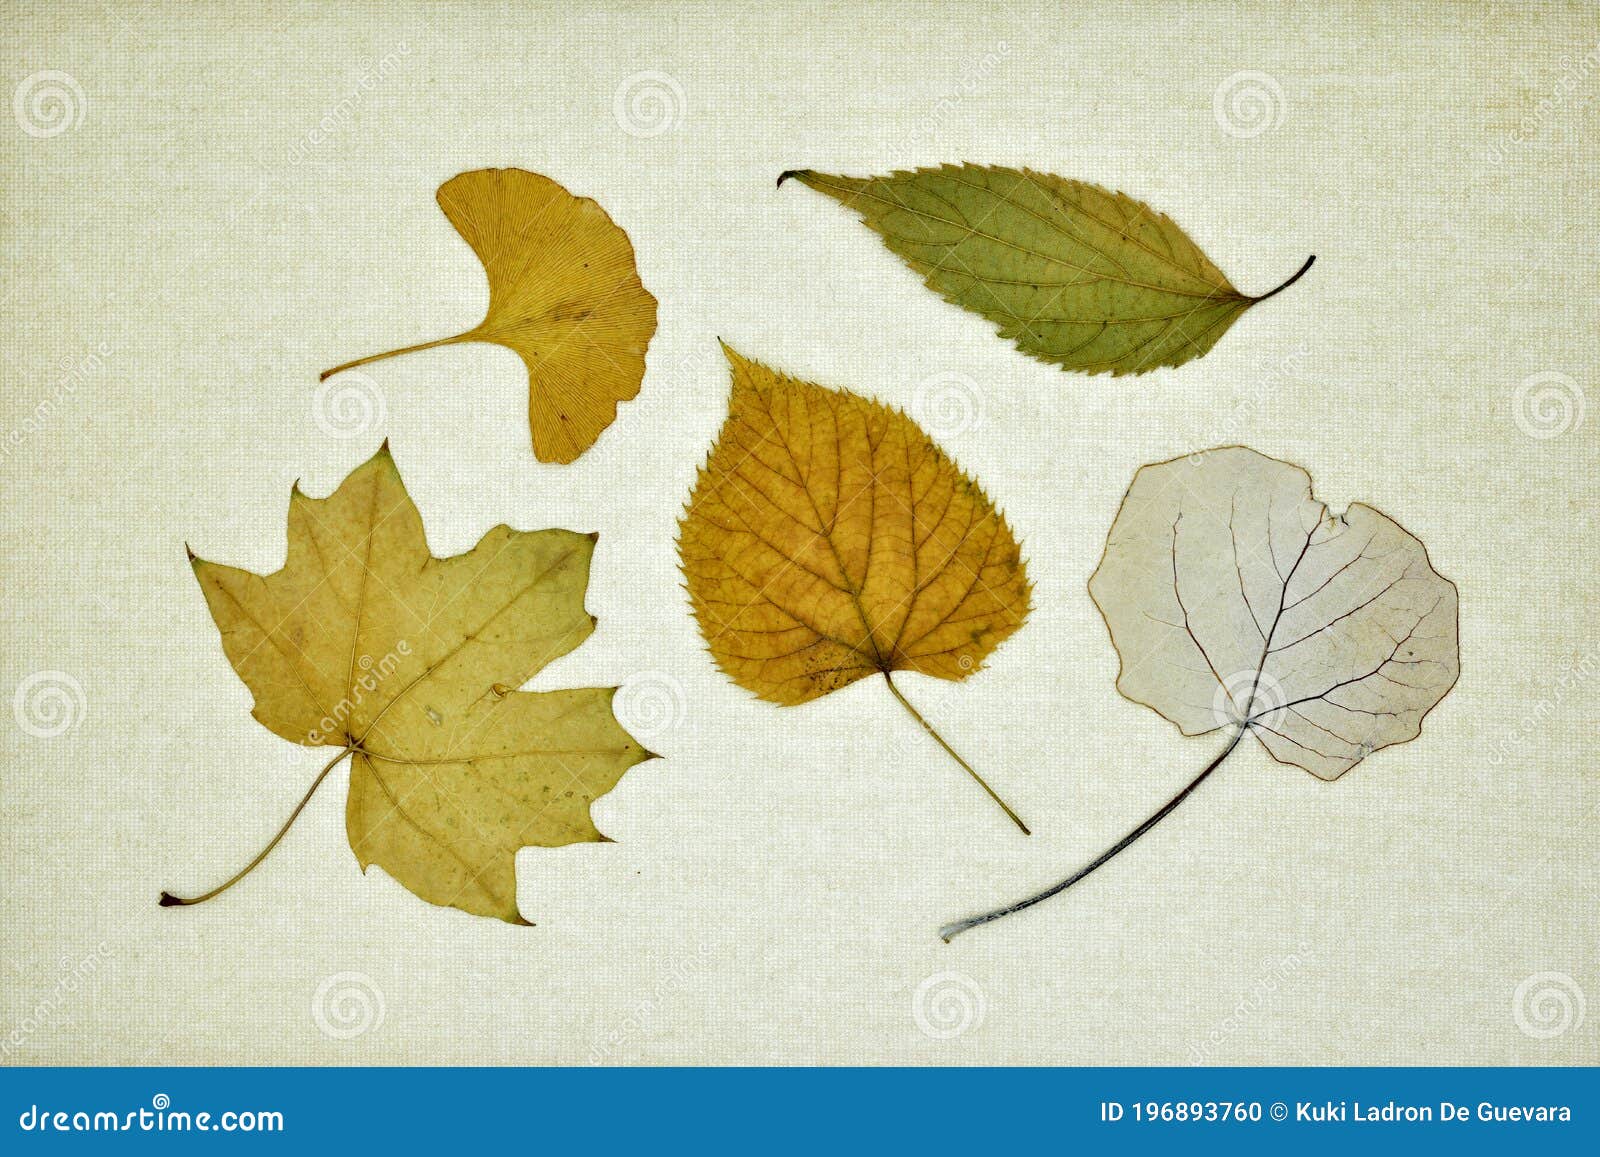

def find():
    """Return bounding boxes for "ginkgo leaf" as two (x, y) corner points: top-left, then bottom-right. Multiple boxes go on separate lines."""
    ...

(321, 168), (658, 464)
(162, 443), (654, 923)
(941, 446), (1459, 940)
(779, 164), (1313, 376)
(678, 343), (1033, 831)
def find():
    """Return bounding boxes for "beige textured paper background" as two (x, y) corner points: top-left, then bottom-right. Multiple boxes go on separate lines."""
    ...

(3, 1), (1597, 1065)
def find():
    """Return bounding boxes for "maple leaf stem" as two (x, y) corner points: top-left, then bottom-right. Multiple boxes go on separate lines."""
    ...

(319, 334), (471, 381)
(937, 725), (1246, 942)
(158, 746), (355, 909)
(1250, 254), (1316, 303)
(882, 672), (1030, 836)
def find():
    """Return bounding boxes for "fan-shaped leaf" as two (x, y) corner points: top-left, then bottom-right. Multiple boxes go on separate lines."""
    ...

(323, 168), (658, 464)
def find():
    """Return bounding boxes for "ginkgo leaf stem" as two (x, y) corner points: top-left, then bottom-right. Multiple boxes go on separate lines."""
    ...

(882, 672), (1030, 836)
(938, 724), (1246, 941)
(319, 334), (472, 381)
(159, 746), (355, 908)
(1250, 255), (1316, 303)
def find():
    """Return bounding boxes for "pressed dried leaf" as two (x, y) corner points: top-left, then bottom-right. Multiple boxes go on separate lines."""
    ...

(323, 168), (657, 464)
(678, 344), (1032, 828)
(1089, 446), (1459, 778)
(941, 446), (1459, 940)
(781, 164), (1311, 376)
(170, 444), (654, 923)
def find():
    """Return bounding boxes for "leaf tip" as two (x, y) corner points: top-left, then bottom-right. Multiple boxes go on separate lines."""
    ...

(776, 168), (808, 189)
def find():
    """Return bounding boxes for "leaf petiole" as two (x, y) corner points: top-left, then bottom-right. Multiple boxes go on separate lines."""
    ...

(1249, 254), (1316, 303)
(159, 745), (355, 909)
(319, 334), (473, 382)
(883, 672), (1030, 836)
(937, 724), (1245, 941)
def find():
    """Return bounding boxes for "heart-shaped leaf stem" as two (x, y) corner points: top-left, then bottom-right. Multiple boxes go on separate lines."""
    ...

(884, 673), (1029, 835)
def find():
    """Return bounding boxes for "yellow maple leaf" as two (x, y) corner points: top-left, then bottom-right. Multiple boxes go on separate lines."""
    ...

(679, 344), (1032, 831)
(164, 444), (654, 923)
(321, 168), (657, 464)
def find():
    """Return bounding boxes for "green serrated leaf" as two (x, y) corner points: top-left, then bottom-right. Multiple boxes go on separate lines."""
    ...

(780, 164), (1312, 377)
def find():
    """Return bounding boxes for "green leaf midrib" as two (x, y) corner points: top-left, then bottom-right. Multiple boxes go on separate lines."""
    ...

(799, 170), (1246, 304)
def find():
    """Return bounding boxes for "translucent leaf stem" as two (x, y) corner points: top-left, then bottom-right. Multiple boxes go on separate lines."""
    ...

(883, 672), (1030, 836)
(938, 725), (1245, 941)
(159, 746), (354, 908)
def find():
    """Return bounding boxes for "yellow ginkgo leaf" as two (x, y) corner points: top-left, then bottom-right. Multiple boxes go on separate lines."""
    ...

(322, 168), (657, 464)
(678, 344), (1033, 831)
